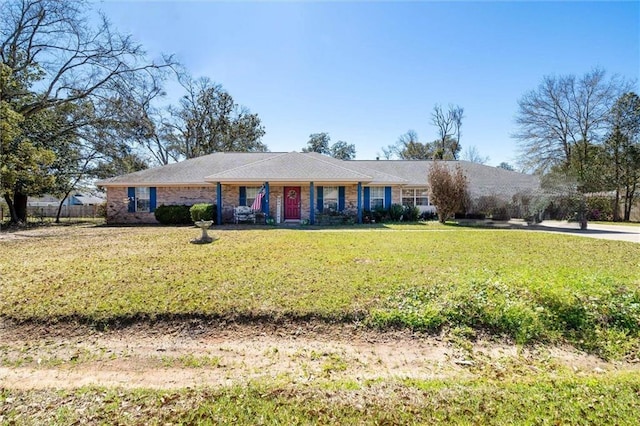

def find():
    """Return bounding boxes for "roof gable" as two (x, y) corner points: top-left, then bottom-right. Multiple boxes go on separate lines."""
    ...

(204, 152), (374, 183)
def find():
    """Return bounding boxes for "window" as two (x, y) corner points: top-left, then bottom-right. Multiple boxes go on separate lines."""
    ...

(370, 187), (384, 209)
(401, 188), (430, 207)
(323, 186), (338, 212)
(135, 187), (150, 212)
(245, 186), (262, 207)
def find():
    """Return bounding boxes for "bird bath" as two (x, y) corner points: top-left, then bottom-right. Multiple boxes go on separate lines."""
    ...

(191, 220), (215, 244)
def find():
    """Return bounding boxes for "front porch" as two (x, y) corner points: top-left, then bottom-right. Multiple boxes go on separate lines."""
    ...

(215, 182), (364, 225)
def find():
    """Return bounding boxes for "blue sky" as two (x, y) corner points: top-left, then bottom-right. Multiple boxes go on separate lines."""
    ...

(94, 1), (639, 166)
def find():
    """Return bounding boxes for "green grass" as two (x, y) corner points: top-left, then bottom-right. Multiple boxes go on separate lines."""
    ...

(2, 374), (640, 425)
(1, 224), (639, 358)
(590, 221), (640, 227)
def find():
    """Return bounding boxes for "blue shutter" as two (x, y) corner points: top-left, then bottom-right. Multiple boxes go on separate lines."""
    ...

(150, 187), (157, 212)
(338, 186), (345, 211)
(239, 186), (246, 206)
(363, 187), (370, 210)
(384, 186), (392, 208)
(316, 186), (323, 213)
(127, 187), (135, 213)
(263, 183), (269, 214)
(262, 188), (268, 213)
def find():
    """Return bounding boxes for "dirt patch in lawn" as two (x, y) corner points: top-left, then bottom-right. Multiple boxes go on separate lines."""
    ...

(1, 319), (636, 390)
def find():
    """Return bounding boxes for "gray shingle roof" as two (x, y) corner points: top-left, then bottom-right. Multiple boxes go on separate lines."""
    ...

(96, 152), (278, 186)
(303, 153), (407, 184)
(204, 152), (374, 183)
(97, 152), (539, 200)
(358, 160), (540, 199)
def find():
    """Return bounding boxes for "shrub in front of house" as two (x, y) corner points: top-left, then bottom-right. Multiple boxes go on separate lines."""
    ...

(189, 203), (216, 223)
(154, 205), (193, 225)
(586, 196), (614, 221)
(419, 211), (438, 221)
(491, 206), (511, 221)
(372, 206), (388, 223)
(402, 205), (420, 222)
(96, 202), (107, 219)
(388, 204), (404, 221)
(455, 212), (486, 220)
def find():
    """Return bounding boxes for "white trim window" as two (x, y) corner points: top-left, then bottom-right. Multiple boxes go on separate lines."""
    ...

(402, 188), (430, 207)
(245, 186), (262, 207)
(135, 187), (151, 212)
(323, 186), (338, 212)
(370, 187), (384, 209)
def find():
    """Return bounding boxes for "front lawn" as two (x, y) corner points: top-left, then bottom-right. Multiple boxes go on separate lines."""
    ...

(1, 224), (639, 358)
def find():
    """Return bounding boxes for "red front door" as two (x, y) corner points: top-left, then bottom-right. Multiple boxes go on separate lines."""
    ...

(284, 186), (301, 220)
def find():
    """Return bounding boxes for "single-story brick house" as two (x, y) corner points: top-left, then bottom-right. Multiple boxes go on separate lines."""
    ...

(96, 151), (540, 224)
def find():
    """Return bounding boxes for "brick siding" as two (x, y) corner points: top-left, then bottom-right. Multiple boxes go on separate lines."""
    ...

(106, 183), (403, 224)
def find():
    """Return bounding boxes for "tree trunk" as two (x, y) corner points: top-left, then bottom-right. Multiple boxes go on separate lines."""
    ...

(4, 193), (19, 224)
(613, 188), (621, 222)
(55, 192), (72, 224)
(12, 192), (28, 224)
(624, 185), (636, 222)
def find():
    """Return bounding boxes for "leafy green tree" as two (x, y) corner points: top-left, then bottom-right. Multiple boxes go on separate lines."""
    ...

(394, 130), (432, 160)
(302, 133), (331, 155)
(0, 0), (174, 224)
(330, 140), (356, 160)
(165, 75), (267, 159)
(497, 162), (515, 171)
(1, 93), (56, 222)
(400, 141), (433, 160)
(605, 92), (640, 221)
(1, 65), (56, 222)
(302, 133), (356, 159)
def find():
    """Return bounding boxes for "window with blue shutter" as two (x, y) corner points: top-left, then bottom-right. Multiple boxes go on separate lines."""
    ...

(239, 186), (246, 206)
(363, 187), (370, 210)
(316, 187), (323, 213)
(369, 187), (384, 209)
(127, 187), (135, 213)
(150, 187), (157, 212)
(338, 186), (345, 211)
(384, 186), (392, 208)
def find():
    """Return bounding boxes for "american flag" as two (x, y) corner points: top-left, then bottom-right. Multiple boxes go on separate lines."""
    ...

(251, 186), (265, 211)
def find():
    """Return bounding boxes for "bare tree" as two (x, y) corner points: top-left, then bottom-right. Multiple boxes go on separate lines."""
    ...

(431, 105), (454, 159)
(1, 0), (174, 117)
(109, 72), (180, 166)
(461, 145), (490, 164)
(514, 68), (629, 177)
(431, 104), (464, 159)
(451, 105), (464, 155)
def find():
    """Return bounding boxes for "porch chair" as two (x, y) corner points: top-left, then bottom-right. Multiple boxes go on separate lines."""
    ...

(233, 206), (256, 224)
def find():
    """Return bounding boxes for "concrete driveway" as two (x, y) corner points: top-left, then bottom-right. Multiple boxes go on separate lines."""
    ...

(533, 220), (640, 243)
